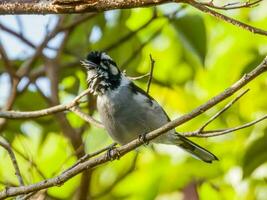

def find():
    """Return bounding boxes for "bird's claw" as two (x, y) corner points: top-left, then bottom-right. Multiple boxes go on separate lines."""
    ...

(106, 144), (120, 160)
(139, 133), (149, 145)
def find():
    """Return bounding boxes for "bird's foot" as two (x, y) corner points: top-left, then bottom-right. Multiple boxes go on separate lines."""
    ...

(106, 144), (120, 160)
(138, 132), (149, 145)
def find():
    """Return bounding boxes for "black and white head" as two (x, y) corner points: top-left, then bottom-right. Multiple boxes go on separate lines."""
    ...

(81, 51), (122, 95)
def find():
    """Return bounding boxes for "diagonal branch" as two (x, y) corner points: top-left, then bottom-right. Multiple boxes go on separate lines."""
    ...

(198, 0), (262, 10)
(187, 0), (267, 37)
(0, 55), (266, 199)
(0, 138), (24, 186)
(198, 88), (249, 132)
(183, 114), (267, 137)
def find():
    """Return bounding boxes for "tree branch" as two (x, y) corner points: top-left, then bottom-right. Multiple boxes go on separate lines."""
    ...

(198, 0), (262, 10)
(0, 88), (90, 119)
(198, 88), (249, 132)
(0, 0), (172, 15)
(187, 0), (267, 37)
(0, 138), (24, 187)
(183, 114), (267, 137)
(0, 55), (266, 199)
(146, 54), (155, 94)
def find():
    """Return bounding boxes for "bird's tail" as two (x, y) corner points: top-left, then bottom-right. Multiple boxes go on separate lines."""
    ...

(173, 133), (218, 163)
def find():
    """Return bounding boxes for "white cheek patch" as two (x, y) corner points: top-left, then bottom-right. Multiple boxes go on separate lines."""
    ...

(101, 53), (112, 60)
(110, 64), (119, 75)
(100, 63), (108, 69)
(87, 70), (97, 82)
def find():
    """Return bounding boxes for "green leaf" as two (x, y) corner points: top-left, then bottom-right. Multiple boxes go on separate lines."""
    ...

(173, 14), (207, 65)
(242, 132), (267, 178)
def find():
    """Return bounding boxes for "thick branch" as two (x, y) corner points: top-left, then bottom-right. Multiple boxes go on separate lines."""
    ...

(0, 0), (171, 14)
(0, 56), (266, 199)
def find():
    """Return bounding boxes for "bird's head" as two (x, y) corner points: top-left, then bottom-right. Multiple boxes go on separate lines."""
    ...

(81, 51), (122, 95)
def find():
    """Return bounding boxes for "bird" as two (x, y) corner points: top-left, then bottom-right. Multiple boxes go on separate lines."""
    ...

(81, 51), (218, 163)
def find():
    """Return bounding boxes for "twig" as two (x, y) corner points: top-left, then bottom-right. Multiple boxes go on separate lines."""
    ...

(183, 115), (267, 137)
(128, 73), (150, 80)
(103, 12), (157, 52)
(15, 16), (24, 36)
(187, 0), (267, 37)
(199, 0), (262, 10)
(62, 143), (117, 174)
(147, 54), (155, 94)
(0, 55), (266, 199)
(70, 106), (104, 129)
(12, 146), (47, 180)
(17, 16), (65, 77)
(198, 89), (249, 132)
(0, 88), (90, 119)
(121, 26), (163, 69)
(0, 138), (24, 186)
(0, 23), (36, 49)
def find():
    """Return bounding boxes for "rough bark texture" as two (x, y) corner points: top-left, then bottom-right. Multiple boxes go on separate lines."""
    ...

(0, 0), (173, 14)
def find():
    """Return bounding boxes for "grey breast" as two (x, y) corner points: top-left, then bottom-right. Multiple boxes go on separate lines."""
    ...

(97, 84), (174, 145)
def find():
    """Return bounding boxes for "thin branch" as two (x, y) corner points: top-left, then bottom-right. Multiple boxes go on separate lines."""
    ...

(186, 0), (267, 37)
(199, 0), (262, 10)
(0, 55), (266, 199)
(103, 12), (157, 52)
(15, 16), (24, 36)
(146, 54), (155, 94)
(121, 26), (163, 69)
(183, 114), (267, 137)
(0, 42), (16, 76)
(0, 88), (90, 119)
(198, 88), (249, 132)
(128, 73), (150, 80)
(70, 106), (104, 129)
(0, 138), (24, 186)
(12, 146), (47, 180)
(62, 143), (117, 174)
(17, 16), (65, 77)
(0, 23), (36, 49)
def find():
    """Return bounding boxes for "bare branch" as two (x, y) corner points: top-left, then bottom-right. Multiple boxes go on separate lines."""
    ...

(0, 0), (171, 15)
(62, 143), (117, 174)
(146, 54), (155, 94)
(0, 55), (266, 199)
(186, 0), (267, 37)
(198, 89), (249, 132)
(199, 0), (262, 10)
(183, 114), (267, 137)
(70, 106), (104, 129)
(128, 73), (150, 80)
(0, 88), (90, 119)
(0, 138), (24, 186)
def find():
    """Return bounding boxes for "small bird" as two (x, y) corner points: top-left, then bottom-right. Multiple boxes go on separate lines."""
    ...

(82, 51), (218, 163)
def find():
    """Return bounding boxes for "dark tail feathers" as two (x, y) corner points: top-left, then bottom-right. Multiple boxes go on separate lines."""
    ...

(174, 133), (218, 163)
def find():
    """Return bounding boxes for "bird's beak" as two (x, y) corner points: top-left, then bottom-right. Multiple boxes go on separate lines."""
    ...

(80, 60), (98, 70)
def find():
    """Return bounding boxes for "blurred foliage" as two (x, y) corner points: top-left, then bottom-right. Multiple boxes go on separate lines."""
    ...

(1, 1), (267, 199)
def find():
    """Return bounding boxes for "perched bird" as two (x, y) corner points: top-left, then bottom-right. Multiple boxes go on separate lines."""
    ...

(82, 51), (218, 163)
